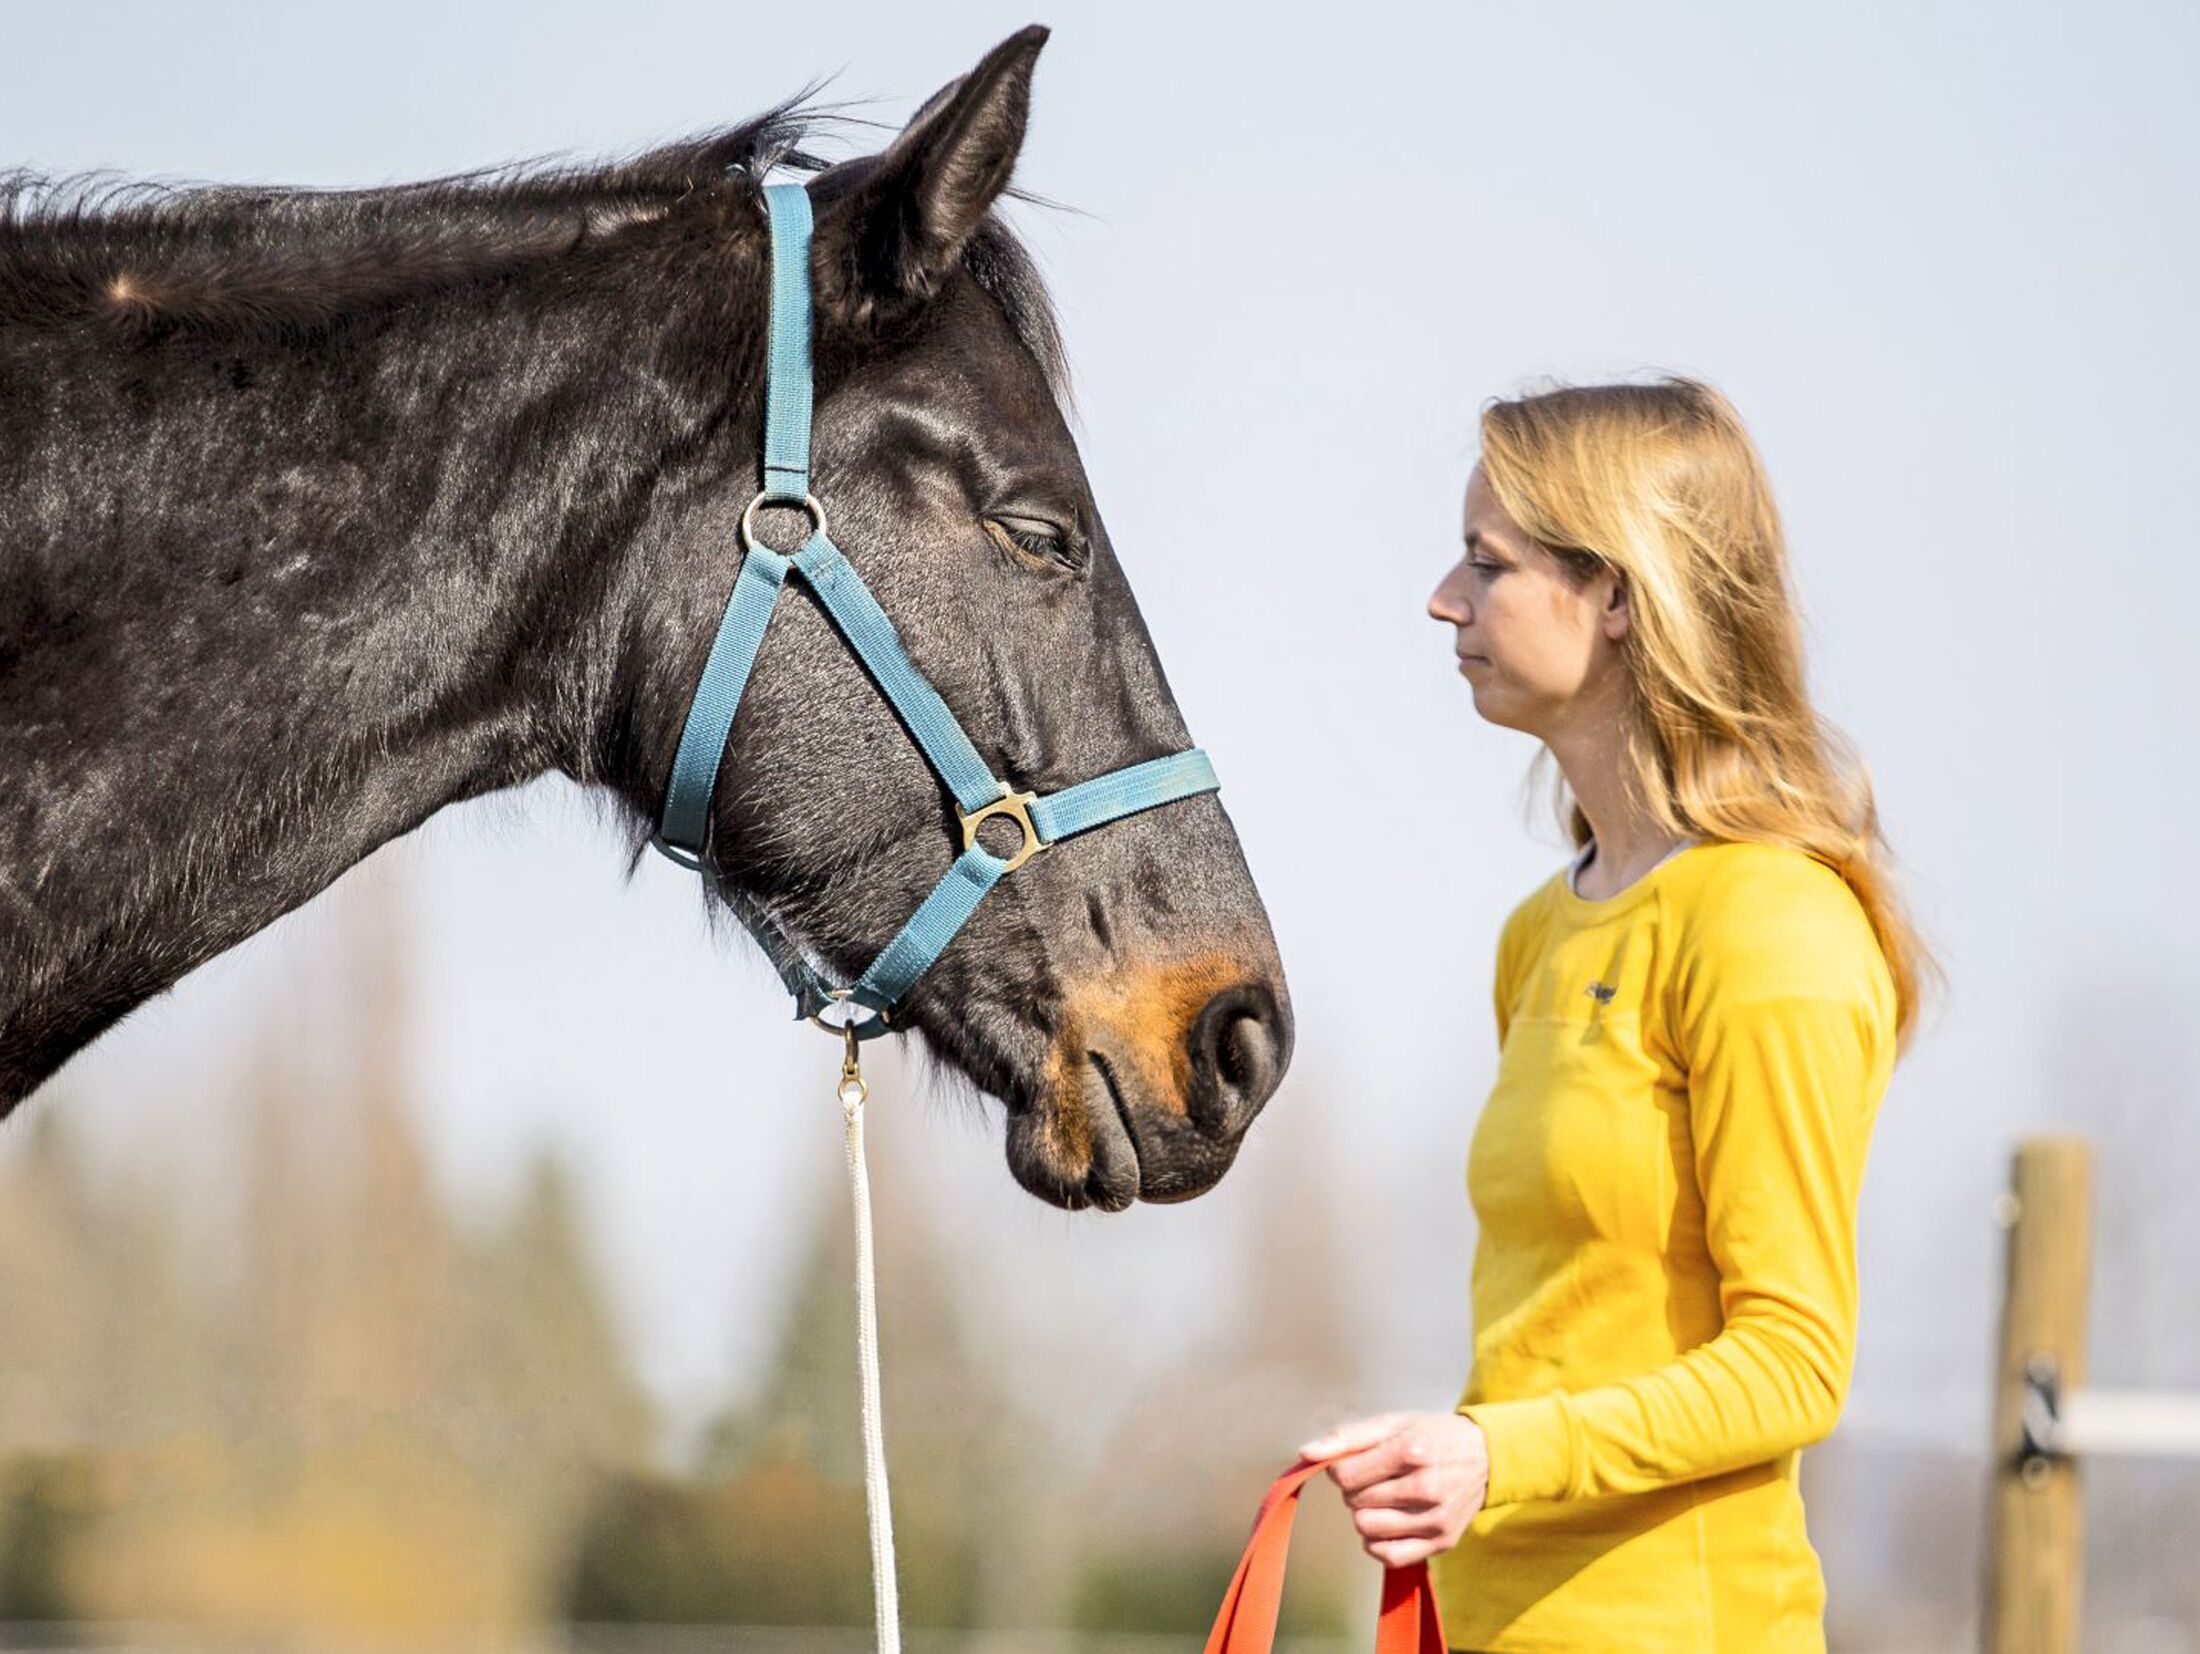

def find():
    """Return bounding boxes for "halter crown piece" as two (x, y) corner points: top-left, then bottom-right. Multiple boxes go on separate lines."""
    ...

(652, 182), (1221, 1037)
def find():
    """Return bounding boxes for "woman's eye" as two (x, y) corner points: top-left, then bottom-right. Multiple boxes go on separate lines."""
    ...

(1470, 559), (1503, 575)
(986, 515), (1088, 573)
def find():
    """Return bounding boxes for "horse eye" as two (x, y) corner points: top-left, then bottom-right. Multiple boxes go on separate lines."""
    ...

(986, 513), (1088, 574)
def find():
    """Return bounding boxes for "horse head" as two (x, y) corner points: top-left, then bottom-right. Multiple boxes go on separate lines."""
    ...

(638, 29), (1292, 1209)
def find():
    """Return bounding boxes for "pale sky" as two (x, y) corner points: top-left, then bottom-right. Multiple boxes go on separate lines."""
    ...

(10, 0), (2198, 1510)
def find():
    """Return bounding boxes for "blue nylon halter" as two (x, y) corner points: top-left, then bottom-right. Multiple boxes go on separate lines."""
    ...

(653, 181), (1221, 1037)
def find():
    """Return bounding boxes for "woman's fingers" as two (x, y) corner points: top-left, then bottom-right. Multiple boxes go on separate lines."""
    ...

(1367, 1535), (1442, 1569)
(1345, 1467), (1441, 1510)
(1353, 1493), (1475, 1570)
(1327, 1427), (1434, 1499)
(1351, 1501), (1448, 1542)
(1297, 1412), (1408, 1463)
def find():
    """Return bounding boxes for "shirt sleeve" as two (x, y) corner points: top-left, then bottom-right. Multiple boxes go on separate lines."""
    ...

(1460, 858), (1893, 1506)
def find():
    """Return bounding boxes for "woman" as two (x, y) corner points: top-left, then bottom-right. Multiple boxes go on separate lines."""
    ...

(1298, 380), (1935, 1653)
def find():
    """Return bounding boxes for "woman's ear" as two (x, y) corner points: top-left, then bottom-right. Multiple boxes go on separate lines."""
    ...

(1602, 570), (1633, 642)
(813, 25), (1047, 332)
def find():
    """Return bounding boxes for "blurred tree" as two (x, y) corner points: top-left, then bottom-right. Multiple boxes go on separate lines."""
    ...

(0, 1455), (101, 1619)
(450, 1149), (657, 1491)
(0, 857), (659, 1635)
(570, 1118), (1028, 1628)
(0, 1111), (101, 1451)
(1065, 1108), (1367, 1639)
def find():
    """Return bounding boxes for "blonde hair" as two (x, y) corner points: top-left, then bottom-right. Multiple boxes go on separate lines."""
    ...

(1479, 377), (1939, 1052)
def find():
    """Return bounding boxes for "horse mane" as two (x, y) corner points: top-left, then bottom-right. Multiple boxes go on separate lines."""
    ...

(0, 102), (1067, 394)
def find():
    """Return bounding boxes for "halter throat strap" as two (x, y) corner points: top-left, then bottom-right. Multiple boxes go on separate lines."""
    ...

(654, 181), (1221, 1033)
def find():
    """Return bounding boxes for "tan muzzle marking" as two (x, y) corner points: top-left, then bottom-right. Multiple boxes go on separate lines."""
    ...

(1047, 952), (1251, 1135)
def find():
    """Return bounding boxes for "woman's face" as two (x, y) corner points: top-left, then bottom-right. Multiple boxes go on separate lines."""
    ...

(1427, 462), (1628, 735)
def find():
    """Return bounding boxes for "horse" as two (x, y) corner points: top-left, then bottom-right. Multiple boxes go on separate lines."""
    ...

(0, 26), (1292, 1213)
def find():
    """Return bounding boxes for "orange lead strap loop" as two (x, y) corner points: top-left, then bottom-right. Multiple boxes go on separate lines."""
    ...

(1203, 1460), (1446, 1654)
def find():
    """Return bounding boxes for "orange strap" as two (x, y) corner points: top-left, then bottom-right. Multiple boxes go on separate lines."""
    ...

(1203, 1459), (1447, 1654)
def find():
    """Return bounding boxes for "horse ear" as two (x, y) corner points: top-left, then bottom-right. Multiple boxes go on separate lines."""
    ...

(817, 25), (1047, 327)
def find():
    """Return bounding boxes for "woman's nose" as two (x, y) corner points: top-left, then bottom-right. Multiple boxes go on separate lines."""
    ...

(1429, 574), (1469, 625)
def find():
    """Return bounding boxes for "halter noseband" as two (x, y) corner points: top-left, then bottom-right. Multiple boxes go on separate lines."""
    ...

(652, 182), (1220, 1038)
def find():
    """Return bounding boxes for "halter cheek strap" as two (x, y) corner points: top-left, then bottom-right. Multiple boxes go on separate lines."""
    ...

(653, 181), (1221, 1034)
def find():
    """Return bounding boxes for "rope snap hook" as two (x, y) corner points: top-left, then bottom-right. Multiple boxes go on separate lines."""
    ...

(839, 1021), (868, 1112)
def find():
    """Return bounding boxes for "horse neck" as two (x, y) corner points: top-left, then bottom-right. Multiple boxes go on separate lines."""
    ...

(0, 265), (759, 1109)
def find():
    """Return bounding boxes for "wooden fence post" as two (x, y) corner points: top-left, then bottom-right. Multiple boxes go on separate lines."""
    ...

(1983, 1135), (2093, 1654)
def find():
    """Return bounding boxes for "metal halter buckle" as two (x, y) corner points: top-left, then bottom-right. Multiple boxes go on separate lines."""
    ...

(960, 787), (1048, 874)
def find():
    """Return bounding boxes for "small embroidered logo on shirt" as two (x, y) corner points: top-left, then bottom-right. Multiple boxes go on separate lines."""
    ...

(1584, 980), (1617, 1004)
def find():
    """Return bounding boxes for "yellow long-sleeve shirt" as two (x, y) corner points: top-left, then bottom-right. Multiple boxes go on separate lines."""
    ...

(1428, 838), (1897, 1653)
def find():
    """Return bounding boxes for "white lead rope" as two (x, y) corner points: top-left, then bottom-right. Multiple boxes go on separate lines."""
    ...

(836, 1030), (902, 1654)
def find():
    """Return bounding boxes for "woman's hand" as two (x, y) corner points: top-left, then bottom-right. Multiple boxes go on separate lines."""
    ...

(1297, 1412), (1491, 1568)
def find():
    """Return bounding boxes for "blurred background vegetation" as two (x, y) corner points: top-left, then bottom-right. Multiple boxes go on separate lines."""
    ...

(0, 870), (1366, 1650)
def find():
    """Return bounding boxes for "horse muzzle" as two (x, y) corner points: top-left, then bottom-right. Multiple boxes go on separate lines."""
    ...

(1006, 955), (1292, 1211)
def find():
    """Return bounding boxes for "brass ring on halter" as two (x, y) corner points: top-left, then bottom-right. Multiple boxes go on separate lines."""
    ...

(741, 490), (827, 551)
(959, 787), (1049, 875)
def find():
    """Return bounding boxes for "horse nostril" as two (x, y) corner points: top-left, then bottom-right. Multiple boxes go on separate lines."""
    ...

(1187, 983), (1288, 1137)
